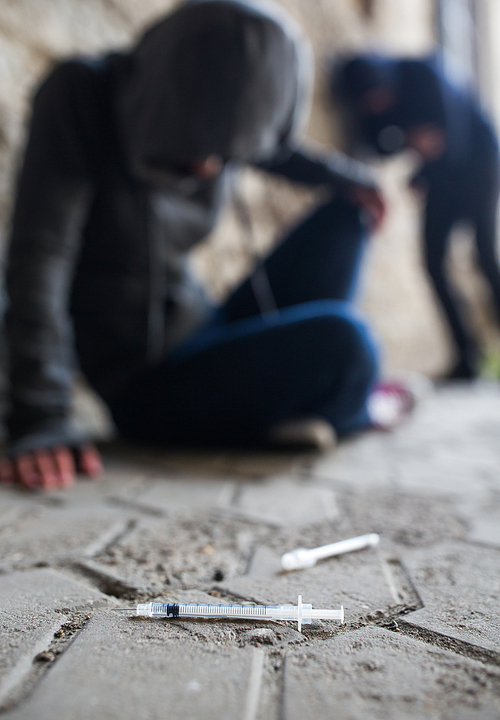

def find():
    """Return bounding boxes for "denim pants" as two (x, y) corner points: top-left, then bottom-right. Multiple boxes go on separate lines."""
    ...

(109, 198), (379, 447)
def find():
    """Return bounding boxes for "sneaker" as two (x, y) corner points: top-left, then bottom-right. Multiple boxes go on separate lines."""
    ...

(367, 380), (417, 430)
(268, 417), (337, 451)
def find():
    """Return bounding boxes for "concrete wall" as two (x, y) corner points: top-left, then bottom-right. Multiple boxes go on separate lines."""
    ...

(0, 0), (474, 379)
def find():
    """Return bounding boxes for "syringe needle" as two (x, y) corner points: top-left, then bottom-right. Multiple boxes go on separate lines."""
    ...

(281, 533), (380, 571)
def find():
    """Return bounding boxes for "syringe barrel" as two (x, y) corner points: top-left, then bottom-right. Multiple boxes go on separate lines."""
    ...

(179, 603), (267, 619)
(137, 602), (284, 620)
(137, 603), (186, 617)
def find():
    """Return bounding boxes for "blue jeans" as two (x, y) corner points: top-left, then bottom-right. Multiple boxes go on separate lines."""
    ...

(110, 198), (379, 446)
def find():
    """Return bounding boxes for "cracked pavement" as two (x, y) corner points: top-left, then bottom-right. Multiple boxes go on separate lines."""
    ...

(1, 382), (500, 719)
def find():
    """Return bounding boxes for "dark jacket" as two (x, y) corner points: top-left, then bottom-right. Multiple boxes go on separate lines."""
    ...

(5, 0), (376, 455)
(332, 55), (499, 219)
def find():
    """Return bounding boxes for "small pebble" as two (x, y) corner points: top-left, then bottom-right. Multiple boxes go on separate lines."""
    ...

(242, 628), (276, 645)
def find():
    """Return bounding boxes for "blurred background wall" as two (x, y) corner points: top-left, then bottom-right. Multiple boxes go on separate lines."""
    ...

(0, 0), (498, 379)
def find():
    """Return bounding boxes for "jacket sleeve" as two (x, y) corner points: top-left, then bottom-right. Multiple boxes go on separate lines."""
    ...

(255, 143), (378, 190)
(5, 62), (95, 456)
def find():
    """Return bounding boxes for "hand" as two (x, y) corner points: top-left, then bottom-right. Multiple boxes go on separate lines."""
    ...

(0, 444), (103, 490)
(348, 184), (386, 231)
(406, 123), (446, 161)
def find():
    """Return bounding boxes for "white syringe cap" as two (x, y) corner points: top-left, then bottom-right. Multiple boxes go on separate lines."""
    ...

(281, 548), (316, 571)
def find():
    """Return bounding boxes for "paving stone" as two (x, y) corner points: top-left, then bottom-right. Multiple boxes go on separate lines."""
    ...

(402, 542), (500, 654)
(0, 503), (134, 571)
(230, 476), (339, 527)
(468, 516), (500, 547)
(384, 386), (500, 499)
(314, 430), (496, 499)
(394, 450), (500, 497)
(283, 626), (500, 720)
(0, 464), (148, 509)
(0, 569), (108, 708)
(0, 505), (36, 543)
(72, 558), (157, 598)
(0, 490), (36, 530)
(95, 464), (153, 492)
(170, 449), (308, 478)
(102, 445), (235, 476)
(211, 451), (311, 478)
(54, 466), (150, 506)
(91, 513), (270, 589)
(246, 545), (284, 578)
(309, 432), (398, 489)
(130, 476), (236, 514)
(223, 544), (406, 623)
(310, 384), (500, 501)
(103, 444), (308, 479)
(457, 491), (500, 548)
(335, 488), (466, 547)
(3, 611), (260, 720)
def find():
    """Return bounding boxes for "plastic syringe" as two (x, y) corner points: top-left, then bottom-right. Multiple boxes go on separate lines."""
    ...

(123, 595), (344, 632)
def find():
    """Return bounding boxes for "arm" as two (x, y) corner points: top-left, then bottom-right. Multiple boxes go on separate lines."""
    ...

(256, 144), (385, 229)
(256, 144), (378, 190)
(3, 62), (101, 487)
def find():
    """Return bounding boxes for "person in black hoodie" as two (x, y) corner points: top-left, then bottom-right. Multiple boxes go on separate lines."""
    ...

(333, 54), (500, 380)
(1, 0), (389, 490)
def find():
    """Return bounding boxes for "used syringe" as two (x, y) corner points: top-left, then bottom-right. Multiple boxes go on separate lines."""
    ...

(119, 595), (344, 632)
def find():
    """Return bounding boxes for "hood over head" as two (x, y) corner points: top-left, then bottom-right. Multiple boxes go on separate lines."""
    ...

(117, 0), (313, 178)
(332, 55), (398, 105)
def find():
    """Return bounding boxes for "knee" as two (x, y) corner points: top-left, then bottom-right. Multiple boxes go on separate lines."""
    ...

(301, 304), (379, 380)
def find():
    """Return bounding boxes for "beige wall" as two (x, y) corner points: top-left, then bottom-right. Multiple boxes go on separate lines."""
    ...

(1, 0), (475, 379)
(476, 0), (500, 134)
